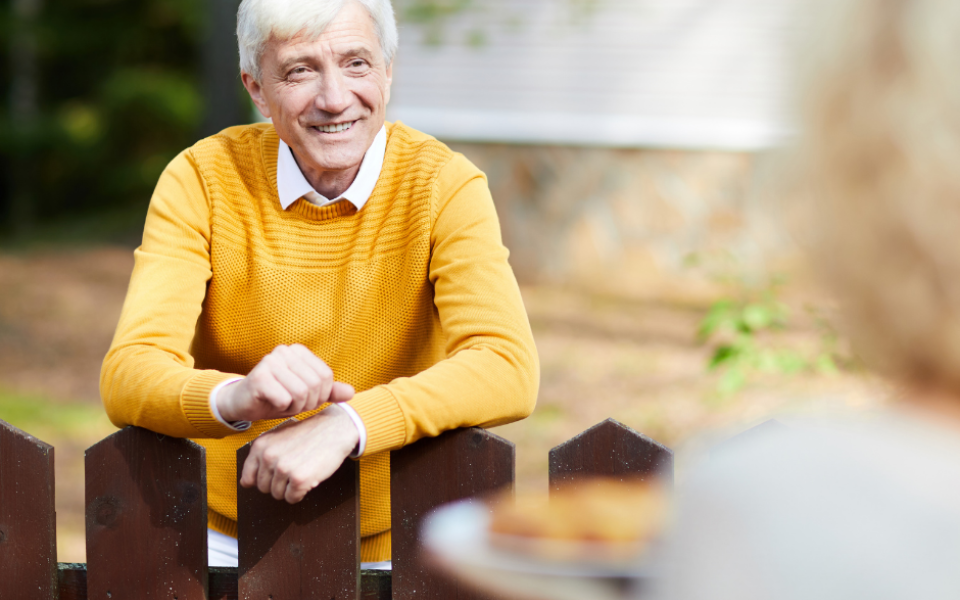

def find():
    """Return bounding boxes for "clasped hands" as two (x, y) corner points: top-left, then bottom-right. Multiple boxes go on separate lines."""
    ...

(217, 344), (359, 504)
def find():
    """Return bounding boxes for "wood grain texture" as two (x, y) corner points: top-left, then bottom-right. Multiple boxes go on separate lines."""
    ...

(57, 565), (391, 600)
(236, 444), (360, 600)
(85, 426), (208, 600)
(0, 419), (58, 600)
(391, 428), (515, 600)
(58, 563), (87, 600)
(209, 567), (239, 600)
(549, 418), (673, 492)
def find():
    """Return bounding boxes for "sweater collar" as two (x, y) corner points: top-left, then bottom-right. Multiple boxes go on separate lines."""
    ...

(275, 125), (387, 211)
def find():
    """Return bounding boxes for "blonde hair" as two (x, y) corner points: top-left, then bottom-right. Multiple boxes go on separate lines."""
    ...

(237, 0), (398, 82)
(790, 0), (960, 387)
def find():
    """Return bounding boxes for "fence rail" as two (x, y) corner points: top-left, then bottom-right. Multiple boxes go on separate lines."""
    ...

(0, 416), (678, 600)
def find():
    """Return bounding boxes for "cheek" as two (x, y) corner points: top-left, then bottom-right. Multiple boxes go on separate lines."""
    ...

(356, 80), (389, 111)
(269, 87), (315, 120)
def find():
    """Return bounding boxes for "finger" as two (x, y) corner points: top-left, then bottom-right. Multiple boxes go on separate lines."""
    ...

(329, 382), (355, 403)
(247, 368), (294, 415)
(284, 481), (303, 504)
(283, 352), (324, 411)
(268, 363), (311, 415)
(284, 478), (311, 504)
(240, 452), (260, 488)
(270, 466), (290, 501)
(289, 345), (335, 404)
(256, 451), (277, 494)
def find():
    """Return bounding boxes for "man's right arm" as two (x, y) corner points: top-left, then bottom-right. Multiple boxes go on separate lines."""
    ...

(100, 149), (243, 438)
(101, 150), (359, 440)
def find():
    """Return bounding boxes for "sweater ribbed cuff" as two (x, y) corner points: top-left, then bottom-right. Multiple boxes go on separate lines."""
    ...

(347, 387), (406, 457)
(181, 370), (246, 438)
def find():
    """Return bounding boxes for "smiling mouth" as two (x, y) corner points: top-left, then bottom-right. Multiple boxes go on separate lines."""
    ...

(314, 121), (356, 133)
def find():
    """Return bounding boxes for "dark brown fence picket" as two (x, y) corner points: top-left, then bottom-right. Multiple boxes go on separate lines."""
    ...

(549, 418), (674, 492)
(0, 419), (58, 599)
(85, 426), (208, 600)
(391, 428), (514, 600)
(236, 442), (360, 600)
(3, 417), (696, 600)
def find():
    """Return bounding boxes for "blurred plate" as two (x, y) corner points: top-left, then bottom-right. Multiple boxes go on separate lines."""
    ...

(422, 500), (653, 600)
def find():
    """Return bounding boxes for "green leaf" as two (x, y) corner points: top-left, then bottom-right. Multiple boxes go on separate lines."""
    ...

(709, 344), (740, 369)
(717, 367), (747, 395)
(816, 353), (839, 375)
(698, 300), (736, 340)
(742, 303), (776, 331)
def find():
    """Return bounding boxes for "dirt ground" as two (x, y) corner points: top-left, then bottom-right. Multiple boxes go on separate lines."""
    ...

(0, 246), (884, 563)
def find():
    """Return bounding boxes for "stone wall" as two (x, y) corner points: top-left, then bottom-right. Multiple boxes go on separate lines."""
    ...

(450, 142), (795, 300)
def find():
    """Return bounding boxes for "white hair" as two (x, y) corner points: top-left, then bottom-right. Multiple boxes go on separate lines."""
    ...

(237, 0), (398, 81)
(787, 0), (960, 389)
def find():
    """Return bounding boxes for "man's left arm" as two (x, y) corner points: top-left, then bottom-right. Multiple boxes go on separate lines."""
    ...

(345, 152), (540, 456)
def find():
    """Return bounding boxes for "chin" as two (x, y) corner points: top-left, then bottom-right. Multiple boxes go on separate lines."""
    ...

(305, 145), (367, 172)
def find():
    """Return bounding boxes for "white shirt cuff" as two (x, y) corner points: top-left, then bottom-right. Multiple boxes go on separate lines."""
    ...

(209, 378), (251, 432)
(336, 403), (367, 458)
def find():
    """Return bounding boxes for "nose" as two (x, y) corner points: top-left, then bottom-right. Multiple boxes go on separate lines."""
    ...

(315, 70), (351, 116)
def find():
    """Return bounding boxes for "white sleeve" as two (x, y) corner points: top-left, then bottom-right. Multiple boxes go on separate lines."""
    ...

(208, 378), (251, 432)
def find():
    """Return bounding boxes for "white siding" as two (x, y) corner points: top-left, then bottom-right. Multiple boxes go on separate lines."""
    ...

(388, 0), (798, 149)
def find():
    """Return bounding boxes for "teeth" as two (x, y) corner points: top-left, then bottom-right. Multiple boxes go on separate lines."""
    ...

(316, 121), (353, 133)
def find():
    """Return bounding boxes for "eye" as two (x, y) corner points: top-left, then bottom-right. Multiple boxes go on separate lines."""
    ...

(287, 66), (310, 80)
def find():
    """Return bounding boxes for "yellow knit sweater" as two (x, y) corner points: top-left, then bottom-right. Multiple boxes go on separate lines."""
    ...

(100, 122), (539, 562)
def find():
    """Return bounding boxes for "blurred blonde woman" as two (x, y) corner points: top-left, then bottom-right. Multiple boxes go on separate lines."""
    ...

(652, 0), (960, 598)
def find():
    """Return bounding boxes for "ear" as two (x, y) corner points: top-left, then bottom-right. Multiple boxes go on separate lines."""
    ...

(383, 61), (393, 105)
(242, 72), (272, 119)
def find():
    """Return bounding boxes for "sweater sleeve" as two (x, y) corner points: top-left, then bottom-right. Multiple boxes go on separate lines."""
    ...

(346, 153), (540, 456)
(100, 150), (242, 438)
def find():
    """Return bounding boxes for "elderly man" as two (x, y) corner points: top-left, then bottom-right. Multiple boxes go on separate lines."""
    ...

(100, 0), (538, 567)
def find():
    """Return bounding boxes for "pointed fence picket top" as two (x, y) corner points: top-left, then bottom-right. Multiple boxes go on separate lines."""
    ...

(0, 419), (57, 599)
(85, 426), (208, 600)
(236, 441), (360, 600)
(391, 428), (515, 600)
(549, 418), (674, 492)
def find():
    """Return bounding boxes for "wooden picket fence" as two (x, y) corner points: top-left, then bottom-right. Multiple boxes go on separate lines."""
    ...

(0, 417), (676, 600)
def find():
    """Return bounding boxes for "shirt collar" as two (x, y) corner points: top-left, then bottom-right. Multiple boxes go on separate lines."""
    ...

(275, 125), (387, 211)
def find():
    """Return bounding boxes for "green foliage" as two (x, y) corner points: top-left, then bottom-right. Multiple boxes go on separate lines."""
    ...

(0, 388), (115, 443)
(0, 0), (601, 239)
(0, 0), (206, 237)
(698, 284), (840, 396)
(396, 0), (475, 46)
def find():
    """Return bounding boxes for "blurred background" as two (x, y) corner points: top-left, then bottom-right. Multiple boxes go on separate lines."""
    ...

(0, 0), (884, 562)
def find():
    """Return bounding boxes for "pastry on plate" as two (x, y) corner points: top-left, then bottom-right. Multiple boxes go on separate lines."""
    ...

(488, 478), (668, 563)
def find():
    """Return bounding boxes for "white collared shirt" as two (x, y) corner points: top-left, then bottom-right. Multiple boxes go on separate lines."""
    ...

(276, 125), (387, 210)
(207, 125), (389, 456)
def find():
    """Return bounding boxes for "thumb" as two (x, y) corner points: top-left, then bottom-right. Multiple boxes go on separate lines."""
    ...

(329, 382), (355, 403)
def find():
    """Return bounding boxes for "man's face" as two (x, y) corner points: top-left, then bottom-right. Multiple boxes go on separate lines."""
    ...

(243, 2), (392, 180)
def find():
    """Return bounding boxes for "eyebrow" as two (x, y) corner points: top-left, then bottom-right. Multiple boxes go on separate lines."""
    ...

(277, 46), (376, 72)
(338, 46), (375, 61)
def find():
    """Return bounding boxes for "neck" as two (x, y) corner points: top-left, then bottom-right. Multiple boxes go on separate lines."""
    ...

(291, 152), (361, 200)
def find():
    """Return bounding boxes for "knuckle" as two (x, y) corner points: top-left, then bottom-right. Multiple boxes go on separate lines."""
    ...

(289, 381), (309, 399)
